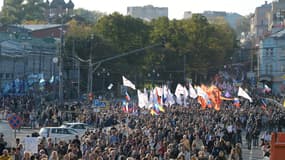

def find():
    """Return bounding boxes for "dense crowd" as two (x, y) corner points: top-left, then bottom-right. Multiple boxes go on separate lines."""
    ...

(1, 66), (285, 160)
(0, 97), (284, 160)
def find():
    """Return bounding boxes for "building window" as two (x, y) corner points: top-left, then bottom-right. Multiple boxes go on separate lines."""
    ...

(270, 48), (273, 56)
(265, 48), (273, 56)
(269, 64), (273, 74)
(5, 73), (9, 79)
(282, 65), (285, 72)
(265, 49), (269, 56)
(0, 73), (2, 79)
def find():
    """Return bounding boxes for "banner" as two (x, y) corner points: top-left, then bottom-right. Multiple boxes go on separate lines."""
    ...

(122, 76), (136, 90)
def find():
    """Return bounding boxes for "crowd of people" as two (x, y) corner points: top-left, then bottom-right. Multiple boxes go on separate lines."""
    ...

(0, 66), (285, 160)
(0, 96), (284, 160)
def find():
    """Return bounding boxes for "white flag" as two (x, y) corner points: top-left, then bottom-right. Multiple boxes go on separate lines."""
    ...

(148, 89), (154, 109)
(166, 89), (175, 106)
(238, 87), (252, 102)
(196, 86), (208, 101)
(122, 76), (136, 90)
(137, 89), (149, 108)
(175, 83), (184, 96)
(189, 83), (197, 99)
(175, 84), (184, 105)
(183, 86), (189, 97)
(137, 90), (146, 108)
(107, 83), (113, 90)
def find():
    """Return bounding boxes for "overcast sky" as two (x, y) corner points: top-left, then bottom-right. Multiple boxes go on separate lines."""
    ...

(0, 0), (272, 19)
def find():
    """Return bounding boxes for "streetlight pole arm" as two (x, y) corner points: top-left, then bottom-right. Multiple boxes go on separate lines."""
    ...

(70, 55), (90, 63)
(91, 42), (163, 66)
(91, 62), (101, 73)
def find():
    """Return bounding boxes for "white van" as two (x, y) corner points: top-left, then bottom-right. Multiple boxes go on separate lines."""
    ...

(60, 122), (92, 135)
(38, 127), (79, 143)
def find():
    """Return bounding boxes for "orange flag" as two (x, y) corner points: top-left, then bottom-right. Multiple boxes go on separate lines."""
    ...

(197, 96), (207, 110)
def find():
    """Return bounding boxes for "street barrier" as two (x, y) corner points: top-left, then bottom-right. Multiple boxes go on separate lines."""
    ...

(270, 132), (285, 160)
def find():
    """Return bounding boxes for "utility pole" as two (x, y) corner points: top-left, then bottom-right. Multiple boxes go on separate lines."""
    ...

(58, 20), (64, 105)
(184, 55), (186, 83)
(87, 34), (94, 94)
(72, 39), (80, 100)
(82, 41), (163, 95)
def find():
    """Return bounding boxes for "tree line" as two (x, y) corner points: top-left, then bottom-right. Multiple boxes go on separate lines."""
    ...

(64, 13), (237, 92)
(0, 1), (243, 92)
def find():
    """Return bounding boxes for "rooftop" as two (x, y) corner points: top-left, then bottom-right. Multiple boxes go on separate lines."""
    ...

(270, 28), (285, 38)
(0, 32), (57, 57)
(10, 24), (62, 31)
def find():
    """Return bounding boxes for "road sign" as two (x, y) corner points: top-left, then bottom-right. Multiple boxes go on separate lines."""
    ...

(92, 99), (106, 108)
(7, 114), (22, 129)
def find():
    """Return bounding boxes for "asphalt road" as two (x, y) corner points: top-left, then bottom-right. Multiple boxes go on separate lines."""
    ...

(0, 120), (39, 148)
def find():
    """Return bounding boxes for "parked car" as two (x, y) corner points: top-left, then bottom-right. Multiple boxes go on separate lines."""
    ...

(60, 122), (92, 134)
(38, 127), (79, 143)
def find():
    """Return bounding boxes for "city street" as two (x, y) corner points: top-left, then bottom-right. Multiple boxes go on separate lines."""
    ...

(0, 120), (39, 148)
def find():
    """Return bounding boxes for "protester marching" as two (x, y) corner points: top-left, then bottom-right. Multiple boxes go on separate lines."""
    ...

(0, 67), (284, 160)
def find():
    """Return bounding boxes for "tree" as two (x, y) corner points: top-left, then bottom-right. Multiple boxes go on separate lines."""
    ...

(73, 8), (105, 25)
(22, 0), (46, 22)
(235, 16), (250, 36)
(148, 14), (236, 83)
(183, 14), (236, 82)
(94, 13), (152, 77)
(0, 0), (48, 24)
(64, 13), (237, 88)
(64, 20), (117, 92)
(180, 14), (213, 80)
(0, 0), (24, 25)
(208, 17), (236, 73)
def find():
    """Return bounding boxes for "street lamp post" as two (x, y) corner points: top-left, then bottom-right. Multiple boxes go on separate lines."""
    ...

(58, 22), (64, 105)
(77, 60), (80, 100)
(71, 39), (80, 100)
(87, 34), (94, 94)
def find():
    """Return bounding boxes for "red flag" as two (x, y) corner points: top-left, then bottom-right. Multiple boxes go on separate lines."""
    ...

(156, 88), (162, 105)
(233, 98), (240, 108)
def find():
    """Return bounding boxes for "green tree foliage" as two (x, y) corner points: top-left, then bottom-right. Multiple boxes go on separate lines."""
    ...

(73, 8), (105, 25)
(94, 13), (151, 76)
(0, 0), (24, 24)
(64, 20), (117, 88)
(235, 16), (250, 36)
(22, 0), (46, 21)
(65, 19), (93, 58)
(95, 13), (150, 51)
(148, 14), (236, 82)
(147, 17), (184, 73)
(0, 0), (48, 24)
